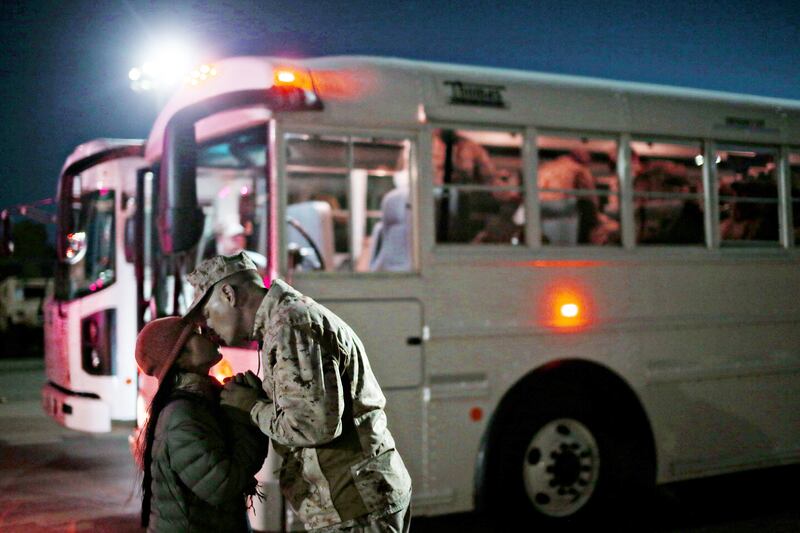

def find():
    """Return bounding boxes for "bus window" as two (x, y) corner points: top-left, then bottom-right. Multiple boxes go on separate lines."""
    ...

(285, 134), (414, 272)
(433, 128), (524, 245)
(195, 127), (268, 272)
(630, 141), (704, 245)
(55, 179), (116, 301)
(790, 152), (800, 245)
(537, 136), (619, 246)
(717, 146), (779, 245)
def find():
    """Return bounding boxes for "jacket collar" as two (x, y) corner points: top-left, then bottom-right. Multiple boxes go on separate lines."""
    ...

(174, 372), (220, 401)
(252, 278), (291, 340)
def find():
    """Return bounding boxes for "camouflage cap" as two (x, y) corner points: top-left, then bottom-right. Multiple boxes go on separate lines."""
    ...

(185, 252), (262, 317)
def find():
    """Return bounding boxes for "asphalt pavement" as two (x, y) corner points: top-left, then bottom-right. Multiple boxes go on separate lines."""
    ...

(1, 358), (798, 532)
(0, 357), (139, 531)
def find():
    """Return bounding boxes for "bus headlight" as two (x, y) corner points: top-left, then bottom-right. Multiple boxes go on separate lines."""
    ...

(65, 231), (87, 264)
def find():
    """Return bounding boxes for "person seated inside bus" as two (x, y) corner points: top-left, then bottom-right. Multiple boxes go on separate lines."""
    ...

(358, 165), (413, 272)
(538, 149), (619, 244)
(660, 174), (704, 244)
(432, 128), (495, 186)
(634, 161), (704, 245)
(367, 186), (412, 270)
(204, 219), (267, 270)
(432, 129), (496, 243)
(472, 168), (525, 244)
(720, 176), (779, 242)
(310, 192), (349, 260)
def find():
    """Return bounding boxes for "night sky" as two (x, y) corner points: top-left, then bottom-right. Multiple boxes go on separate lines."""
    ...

(2, 0), (799, 213)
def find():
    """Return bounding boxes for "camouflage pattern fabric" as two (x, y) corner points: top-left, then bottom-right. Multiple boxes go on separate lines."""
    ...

(250, 279), (411, 530)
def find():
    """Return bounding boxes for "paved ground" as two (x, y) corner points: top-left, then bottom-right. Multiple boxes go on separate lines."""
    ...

(1, 358), (798, 532)
(0, 433), (140, 532)
(0, 358), (139, 531)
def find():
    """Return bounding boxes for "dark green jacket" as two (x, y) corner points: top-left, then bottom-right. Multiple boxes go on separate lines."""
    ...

(147, 373), (268, 532)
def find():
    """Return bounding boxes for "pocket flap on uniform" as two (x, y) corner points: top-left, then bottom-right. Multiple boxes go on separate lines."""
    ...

(349, 449), (411, 513)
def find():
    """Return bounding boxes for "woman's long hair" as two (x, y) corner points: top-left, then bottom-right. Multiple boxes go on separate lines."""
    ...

(136, 366), (179, 528)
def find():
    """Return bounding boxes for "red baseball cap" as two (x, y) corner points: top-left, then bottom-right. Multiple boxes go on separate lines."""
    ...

(135, 317), (196, 383)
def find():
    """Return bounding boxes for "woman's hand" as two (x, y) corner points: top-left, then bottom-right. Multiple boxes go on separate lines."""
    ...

(221, 371), (265, 413)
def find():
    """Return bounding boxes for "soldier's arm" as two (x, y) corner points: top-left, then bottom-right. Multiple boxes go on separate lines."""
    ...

(471, 140), (495, 183)
(251, 323), (345, 447)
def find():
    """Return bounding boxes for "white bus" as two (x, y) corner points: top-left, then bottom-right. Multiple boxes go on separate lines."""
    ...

(41, 137), (248, 433)
(63, 55), (800, 528)
(42, 139), (145, 432)
(40, 135), (278, 524)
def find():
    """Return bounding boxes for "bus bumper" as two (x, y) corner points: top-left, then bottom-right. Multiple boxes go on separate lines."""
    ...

(41, 383), (111, 433)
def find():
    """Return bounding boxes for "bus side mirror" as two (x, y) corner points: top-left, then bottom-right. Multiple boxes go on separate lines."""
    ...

(158, 119), (204, 254)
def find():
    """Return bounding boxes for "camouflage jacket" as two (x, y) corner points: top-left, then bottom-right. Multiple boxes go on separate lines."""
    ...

(249, 279), (411, 530)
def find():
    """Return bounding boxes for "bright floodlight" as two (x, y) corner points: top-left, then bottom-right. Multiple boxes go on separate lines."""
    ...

(129, 37), (199, 93)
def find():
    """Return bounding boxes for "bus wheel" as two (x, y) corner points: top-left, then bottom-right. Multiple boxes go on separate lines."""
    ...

(522, 417), (600, 518)
(489, 388), (653, 528)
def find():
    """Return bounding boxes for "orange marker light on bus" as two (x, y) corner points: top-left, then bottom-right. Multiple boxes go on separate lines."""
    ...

(276, 70), (296, 84)
(541, 283), (592, 330)
(274, 67), (314, 91)
(560, 303), (580, 318)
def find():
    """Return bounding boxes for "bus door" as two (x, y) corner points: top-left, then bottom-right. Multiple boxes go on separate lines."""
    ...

(136, 120), (272, 409)
(151, 109), (281, 532)
(282, 130), (427, 497)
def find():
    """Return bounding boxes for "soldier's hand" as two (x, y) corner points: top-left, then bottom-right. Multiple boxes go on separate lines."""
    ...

(221, 382), (261, 413)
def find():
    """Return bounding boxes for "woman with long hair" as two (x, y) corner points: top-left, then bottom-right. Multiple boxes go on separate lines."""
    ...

(135, 317), (267, 532)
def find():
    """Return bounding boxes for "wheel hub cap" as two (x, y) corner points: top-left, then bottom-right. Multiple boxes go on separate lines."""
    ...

(522, 418), (599, 517)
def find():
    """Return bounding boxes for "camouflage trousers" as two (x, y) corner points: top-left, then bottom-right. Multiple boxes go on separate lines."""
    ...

(312, 504), (411, 533)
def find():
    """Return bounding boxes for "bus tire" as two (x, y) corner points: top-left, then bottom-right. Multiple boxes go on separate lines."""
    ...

(488, 385), (654, 530)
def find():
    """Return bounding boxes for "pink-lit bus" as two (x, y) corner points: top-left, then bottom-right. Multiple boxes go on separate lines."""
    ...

(50, 56), (800, 529)
(43, 139), (144, 432)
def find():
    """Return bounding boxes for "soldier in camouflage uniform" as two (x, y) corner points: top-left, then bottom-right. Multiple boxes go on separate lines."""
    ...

(185, 253), (412, 532)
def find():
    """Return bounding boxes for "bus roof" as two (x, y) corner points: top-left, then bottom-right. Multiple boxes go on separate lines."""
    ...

(144, 55), (800, 163)
(62, 138), (144, 175)
(323, 55), (800, 109)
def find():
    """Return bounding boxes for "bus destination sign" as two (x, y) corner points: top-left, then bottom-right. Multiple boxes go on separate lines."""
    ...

(444, 81), (507, 108)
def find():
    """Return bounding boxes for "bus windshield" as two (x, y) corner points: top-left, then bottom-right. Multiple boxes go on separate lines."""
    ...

(148, 125), (269, 318)
(194, 125), (268, 268)
(55, 182), (115, 301)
